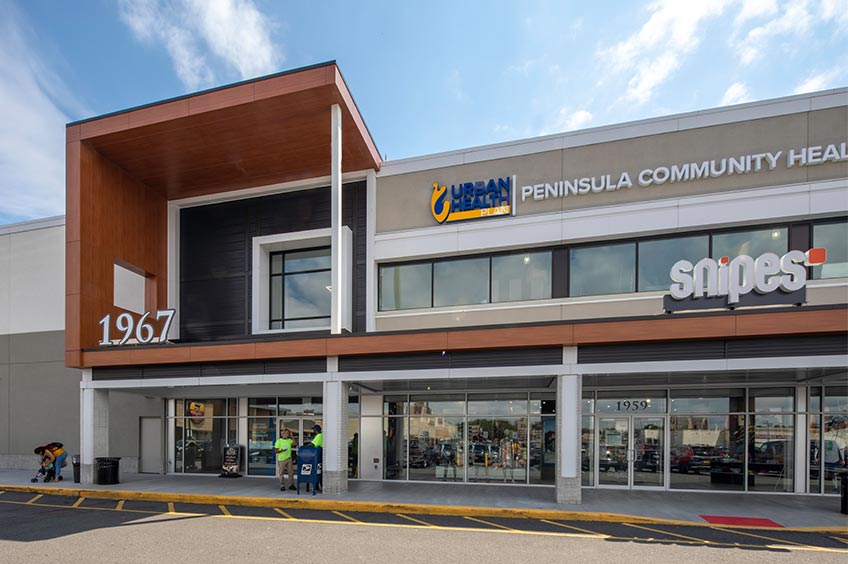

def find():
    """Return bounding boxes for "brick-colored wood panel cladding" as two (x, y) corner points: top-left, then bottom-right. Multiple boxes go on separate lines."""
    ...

(78, 308), (847, 368)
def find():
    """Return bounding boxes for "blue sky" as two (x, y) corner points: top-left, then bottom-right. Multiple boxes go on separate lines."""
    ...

(1, 0), (846, 225)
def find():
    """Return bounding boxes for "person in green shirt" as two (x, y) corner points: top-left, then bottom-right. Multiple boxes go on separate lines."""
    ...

(274, 428), (296, 491)
(310, 425), (323, 448)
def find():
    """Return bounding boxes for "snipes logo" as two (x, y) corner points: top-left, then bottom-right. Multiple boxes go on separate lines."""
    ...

(430, 176), (514, 224)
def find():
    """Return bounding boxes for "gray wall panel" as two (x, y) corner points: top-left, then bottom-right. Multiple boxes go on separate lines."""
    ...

(0, 335), (9, 365)
(108, 391), (164, 458)
(9, 361), (80, 455)
(0, 365), (9, 453)
(9, 331), (65, 364)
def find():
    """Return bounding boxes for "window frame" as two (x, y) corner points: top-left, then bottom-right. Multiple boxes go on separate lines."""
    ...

(269, 245), (332, 329)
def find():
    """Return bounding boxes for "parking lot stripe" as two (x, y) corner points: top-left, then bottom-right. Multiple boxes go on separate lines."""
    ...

(167, 502), (175, 513)
(711, 526), (839, 552)
(539, 520), (608, 537)
(396, 514), (435, 527)
(72, 497), (85, 508)
(115, 500), (124, 511)
(219, 505), (231, 516)
(624, 523), (711, 544)
(464, 516), (515, 531)
(830, 536), (848, 546)
(273, 508), (294, 519)
(25, 494), (42, 505)
(333, 511), (360, 523)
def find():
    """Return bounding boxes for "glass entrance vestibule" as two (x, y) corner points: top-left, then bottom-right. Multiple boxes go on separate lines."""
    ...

(582, 385), (848, 494)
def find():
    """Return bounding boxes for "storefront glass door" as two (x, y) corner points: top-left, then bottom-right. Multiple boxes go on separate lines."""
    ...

(597, 416), (665, 489)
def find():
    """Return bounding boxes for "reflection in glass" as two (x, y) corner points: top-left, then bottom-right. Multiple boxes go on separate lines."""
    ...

(581, 416), (594, 486)
(638, 236), (709, 291)
(670, 389), (745, 413)
(598, 418), (628, 486)
(284, 270), (331, 319)
(248, 397), (277, 417)
(468, 395), (528, 416)
(530, 415), (556, 485)
(384, 417), (406, 480)
(749, 388), (793, 413)
(348, 417), (359, 479)
(670, 415), (745, 491)
(408, 416), (464, 481)
(491, 252), (552, 302)
(174, 417), (184, 472)
(822, 414), (848, 495)
(712, 227), (787, 259)
(409, 395), (465, 415)
(285, 248), (331, 273)
(379, 263), (432, 311)
(433, 257), (489, 307)
(809, 415), (821, 494)
(813, 221), (848, 279)
(570, 243), (635, 297)
(749, 414), (794, 492)
(248, 418), (276, 476)
(824, 385), (848, 412)
(182, 416), (227, 474)
(467, 418), (527, 483)
(633, 417), (664, 487)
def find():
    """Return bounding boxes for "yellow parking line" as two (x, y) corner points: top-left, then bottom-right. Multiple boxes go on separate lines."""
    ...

(115, 500), (125, 511)
(25, 494), (43, 505)
(219, 505), (231, 516)
(397, 514), (435, 527)
(167, 502), (175, 513)
(539, 519), (608, 537)
(624, 523), (711, 544)
(72, 497), (85, 508)
(273, 508), (294, 519)
(464, 516), (515, 531)
(333, 511), (360, 523)
(711, 526), (833, 552)
(831, 536), (848, 546)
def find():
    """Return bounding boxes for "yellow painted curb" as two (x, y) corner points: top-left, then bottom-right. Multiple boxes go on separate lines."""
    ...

(2, 484), (845, 533)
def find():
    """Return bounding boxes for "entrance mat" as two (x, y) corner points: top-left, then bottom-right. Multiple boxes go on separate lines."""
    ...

(700, 515), (783, 528)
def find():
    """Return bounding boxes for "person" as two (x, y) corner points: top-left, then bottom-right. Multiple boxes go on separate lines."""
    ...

(274, 428), (297, 491)
(36, 442), (67, 482)
(307, 425), (323, 492)
(349, 432), (358, 478)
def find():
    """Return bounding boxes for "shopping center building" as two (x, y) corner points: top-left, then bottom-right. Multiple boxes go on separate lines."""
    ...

(2, 62), (847, 502)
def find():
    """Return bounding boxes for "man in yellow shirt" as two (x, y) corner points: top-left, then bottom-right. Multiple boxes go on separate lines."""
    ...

(274, 428), (296, 491)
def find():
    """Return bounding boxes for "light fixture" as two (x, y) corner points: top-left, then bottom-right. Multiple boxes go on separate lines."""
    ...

(523, 255), (531, 264)
(771, 230), (781, 239)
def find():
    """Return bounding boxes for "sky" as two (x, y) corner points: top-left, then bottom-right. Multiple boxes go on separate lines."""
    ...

(0, 0), (846, 225)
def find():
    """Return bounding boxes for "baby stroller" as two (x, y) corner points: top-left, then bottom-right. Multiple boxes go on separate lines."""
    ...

(31, 462), (55, 483)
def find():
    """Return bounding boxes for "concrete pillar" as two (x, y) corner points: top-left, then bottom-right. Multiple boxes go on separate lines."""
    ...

(330, 103), (343, 335)
(80, 388), (110, 484)
(322, 379), (349, 493)
(555, 374), (582, 504)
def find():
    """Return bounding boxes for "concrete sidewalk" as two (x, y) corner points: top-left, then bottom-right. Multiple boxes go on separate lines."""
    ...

(1, 469), (845, 529)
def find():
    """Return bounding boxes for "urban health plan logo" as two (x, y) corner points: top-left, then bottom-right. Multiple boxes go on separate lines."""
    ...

(430, 176), (515, 224)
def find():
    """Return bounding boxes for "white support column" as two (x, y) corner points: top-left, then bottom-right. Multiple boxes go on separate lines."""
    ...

(365, 169), (377, 332)
(795, 385), (807, 493)
(80, 387), (110, 484)
(322, 379), (349, 493)
(330, 103), (343, 335)
(556, 374), (582, 504)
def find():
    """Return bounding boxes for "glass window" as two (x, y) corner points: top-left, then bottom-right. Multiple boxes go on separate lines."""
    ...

(638, 235), (709, 291)
(670, 414), (745, 491)
(247, 418), (276, 476)
(185, 399), (227, 416)
(384, 416), (407, 480)
(570, 243), (635, 297)
(749, 388), (794, 413)
(384, 396), (407, 416)
(670, 389), (745, 413)
(712, 227), (787, 259)
(348, 417), (360, 479)
(491, 252), (552, 302)
(468, 394), (528, 416)
(809, 414), (822, 494)
(181, 416), (229, 474)
(248, 398), (277, 417)
(823, 384), (848, 413)
(269, 247), (331, 329)
(749, 414), (794, 492)
(467, 417), (527, 483)
(813, 221), (848, 279)
(822, 414), (848, 495)
(276, 397), (322, 416)
(595, 393), (666, 414)
(809, 387), (822, 412)
(409, 395), (465, 415)
(408, 415), (464, 481)
(379, 263), (432, 311)
(433, 257), (489, 307)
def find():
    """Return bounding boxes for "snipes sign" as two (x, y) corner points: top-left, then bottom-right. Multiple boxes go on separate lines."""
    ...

(664, 249), (826, 312)
(431, 175), (516, 224)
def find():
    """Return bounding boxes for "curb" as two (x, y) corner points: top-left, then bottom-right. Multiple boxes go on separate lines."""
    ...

(3, 484), (847, 533)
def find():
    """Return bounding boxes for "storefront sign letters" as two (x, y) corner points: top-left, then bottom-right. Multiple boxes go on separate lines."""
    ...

(431, 175), (516, 224)
(98, 309), (175, 346)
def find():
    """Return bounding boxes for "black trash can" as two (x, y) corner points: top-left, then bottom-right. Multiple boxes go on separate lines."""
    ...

(841, 474), (847, 515)
(95, 457), (121, 485)
(72, 455), (81, 484)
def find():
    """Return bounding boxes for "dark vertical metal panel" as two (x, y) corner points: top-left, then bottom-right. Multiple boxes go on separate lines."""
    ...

(789, 222), (811, 252)
(552, 248), (569, 299)
(343, 181), (367, 334)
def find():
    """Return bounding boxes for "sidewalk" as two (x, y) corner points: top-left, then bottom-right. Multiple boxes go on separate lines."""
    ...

(1, 469), (845, 529)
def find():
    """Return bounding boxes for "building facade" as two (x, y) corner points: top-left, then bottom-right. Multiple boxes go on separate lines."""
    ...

(2, 62), (844, 502)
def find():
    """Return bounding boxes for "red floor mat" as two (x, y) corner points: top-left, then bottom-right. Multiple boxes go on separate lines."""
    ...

(700, 515), (783, 527)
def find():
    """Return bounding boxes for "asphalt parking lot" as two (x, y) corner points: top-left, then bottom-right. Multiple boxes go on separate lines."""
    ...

(1, 489), (846, 553)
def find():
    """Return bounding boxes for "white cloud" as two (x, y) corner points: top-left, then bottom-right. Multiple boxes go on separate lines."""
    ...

(733, 1), (814, 65)
(540, 108), (593, 135)
(118, 0), (281, 91)
(720, 81), (753, 105)
(793, 64), (847, 93)
(598, 0), (731, 104)
(448, 69), (466, 102)
(733, 0), (778, 28)
(0, 3), (86, 221)
(820, 0), (848, 32)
